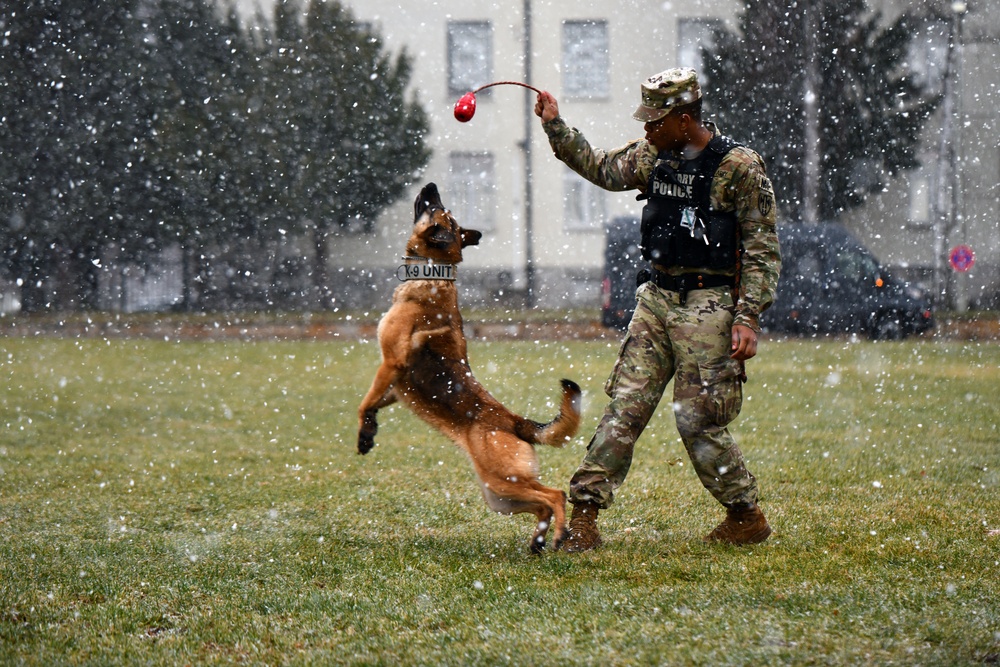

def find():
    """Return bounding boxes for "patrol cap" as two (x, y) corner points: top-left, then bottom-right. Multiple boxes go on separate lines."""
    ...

(632, 68), (702, 123)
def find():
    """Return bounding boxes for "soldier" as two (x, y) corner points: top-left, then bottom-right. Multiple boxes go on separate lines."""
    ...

(534, 68), (780, 550)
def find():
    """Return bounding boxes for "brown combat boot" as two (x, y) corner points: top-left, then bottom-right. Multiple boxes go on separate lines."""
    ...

(563, 502), (602, 552)
(704, 503), (772, 545)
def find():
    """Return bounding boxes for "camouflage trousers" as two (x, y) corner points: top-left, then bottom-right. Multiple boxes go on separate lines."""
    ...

(569, 281), (759, 508)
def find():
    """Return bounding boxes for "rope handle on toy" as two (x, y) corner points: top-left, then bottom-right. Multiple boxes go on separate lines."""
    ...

(472, 81), (543, 95)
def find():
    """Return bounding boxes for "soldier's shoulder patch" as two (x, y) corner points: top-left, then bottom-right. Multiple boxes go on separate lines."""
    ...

(758, 190), (774, 218)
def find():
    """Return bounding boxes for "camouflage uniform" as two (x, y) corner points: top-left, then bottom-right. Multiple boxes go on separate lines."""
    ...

(542, 80), (779, 509)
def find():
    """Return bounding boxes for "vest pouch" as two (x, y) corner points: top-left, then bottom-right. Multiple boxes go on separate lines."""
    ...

(640, 198), (673, 263)
(703, 211), (739, 269)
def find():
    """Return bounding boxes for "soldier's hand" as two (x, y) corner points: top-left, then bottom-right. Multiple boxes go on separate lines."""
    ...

(730, 324), (758, 361)
(534, 91), (559, 122)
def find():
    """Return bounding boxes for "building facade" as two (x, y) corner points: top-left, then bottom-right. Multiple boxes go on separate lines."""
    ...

(859, 0), (999, 310)
(243, 0), (999, 312)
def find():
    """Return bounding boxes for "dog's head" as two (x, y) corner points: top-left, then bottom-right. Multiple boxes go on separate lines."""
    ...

(407, 183), (481, 265)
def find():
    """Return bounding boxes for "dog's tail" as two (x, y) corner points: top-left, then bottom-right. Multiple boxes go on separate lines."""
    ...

(515, 379), (582, 447)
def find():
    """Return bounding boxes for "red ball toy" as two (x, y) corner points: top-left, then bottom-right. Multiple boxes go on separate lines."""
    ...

(454, 92), (477, 122)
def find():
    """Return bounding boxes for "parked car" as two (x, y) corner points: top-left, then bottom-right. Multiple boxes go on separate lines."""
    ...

(602, 219), (933, 339)
(761, 223), (934, 339)
(601, 216), (646, 330)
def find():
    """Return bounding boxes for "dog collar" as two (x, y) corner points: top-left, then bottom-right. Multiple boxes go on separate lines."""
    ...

(396, 256), (457, 282)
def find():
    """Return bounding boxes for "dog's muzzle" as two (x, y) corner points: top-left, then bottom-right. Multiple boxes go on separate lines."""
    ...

(427, 226), (455, 247)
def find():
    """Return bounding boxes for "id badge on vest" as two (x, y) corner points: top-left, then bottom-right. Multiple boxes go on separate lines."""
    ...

(680, 207), (697, 232)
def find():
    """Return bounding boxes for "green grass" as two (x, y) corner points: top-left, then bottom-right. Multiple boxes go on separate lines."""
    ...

(1, 334), (998, 665)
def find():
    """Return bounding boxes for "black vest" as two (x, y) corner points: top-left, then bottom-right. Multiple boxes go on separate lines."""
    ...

(639, 135), (741, 270)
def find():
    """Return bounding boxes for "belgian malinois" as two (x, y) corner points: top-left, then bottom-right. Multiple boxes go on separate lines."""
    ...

(357, 183), (581, 553)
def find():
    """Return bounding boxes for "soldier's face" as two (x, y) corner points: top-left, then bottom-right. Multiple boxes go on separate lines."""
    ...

(644, 111), (689, 153)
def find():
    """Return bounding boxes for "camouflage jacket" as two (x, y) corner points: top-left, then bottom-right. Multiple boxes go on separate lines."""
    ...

(543, 116), (780, 332)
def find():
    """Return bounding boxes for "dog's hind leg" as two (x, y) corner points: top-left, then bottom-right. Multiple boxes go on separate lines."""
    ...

(480, 477), (568, 554)
(533, 487), (569, 553)
(528, 504), (558, 555)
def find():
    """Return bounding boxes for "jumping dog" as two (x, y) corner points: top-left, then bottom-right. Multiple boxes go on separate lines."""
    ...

(357, 183), (581, 553)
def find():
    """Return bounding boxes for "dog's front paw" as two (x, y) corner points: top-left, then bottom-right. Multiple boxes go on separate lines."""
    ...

(358, 411), (378, 455)
(357, 430), (375, 455)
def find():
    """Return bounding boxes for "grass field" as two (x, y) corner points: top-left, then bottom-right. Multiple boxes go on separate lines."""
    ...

(1, 333), (998, 665)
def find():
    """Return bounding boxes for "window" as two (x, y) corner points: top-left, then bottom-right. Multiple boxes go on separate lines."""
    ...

(834, 248), (880, 289)
(677, 18), (723, 83)
(448, 152), (496, 232)
(908, 170), (931, 226)
(563, 170), (606, 232)
(562, 20), (609, 99)
(908, 18), (949, 97)
(448, 21), (492, 97)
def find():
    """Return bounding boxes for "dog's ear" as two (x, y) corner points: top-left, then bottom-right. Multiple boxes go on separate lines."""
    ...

(414, 183), (443, 222)
(461, 228), (482, 248)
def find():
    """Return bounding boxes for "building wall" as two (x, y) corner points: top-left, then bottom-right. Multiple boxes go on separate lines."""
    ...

(238, 0), (999, 311)
(855, 0), (999, 309)
(314, 0), (738, 308)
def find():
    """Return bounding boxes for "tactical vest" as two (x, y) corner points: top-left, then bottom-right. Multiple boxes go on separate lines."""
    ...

(639, 135), (742, 270)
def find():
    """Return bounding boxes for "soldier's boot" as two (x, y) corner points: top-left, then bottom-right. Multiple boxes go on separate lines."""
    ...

(704, 502), (771, 546)
(563, 501), (602, 553)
